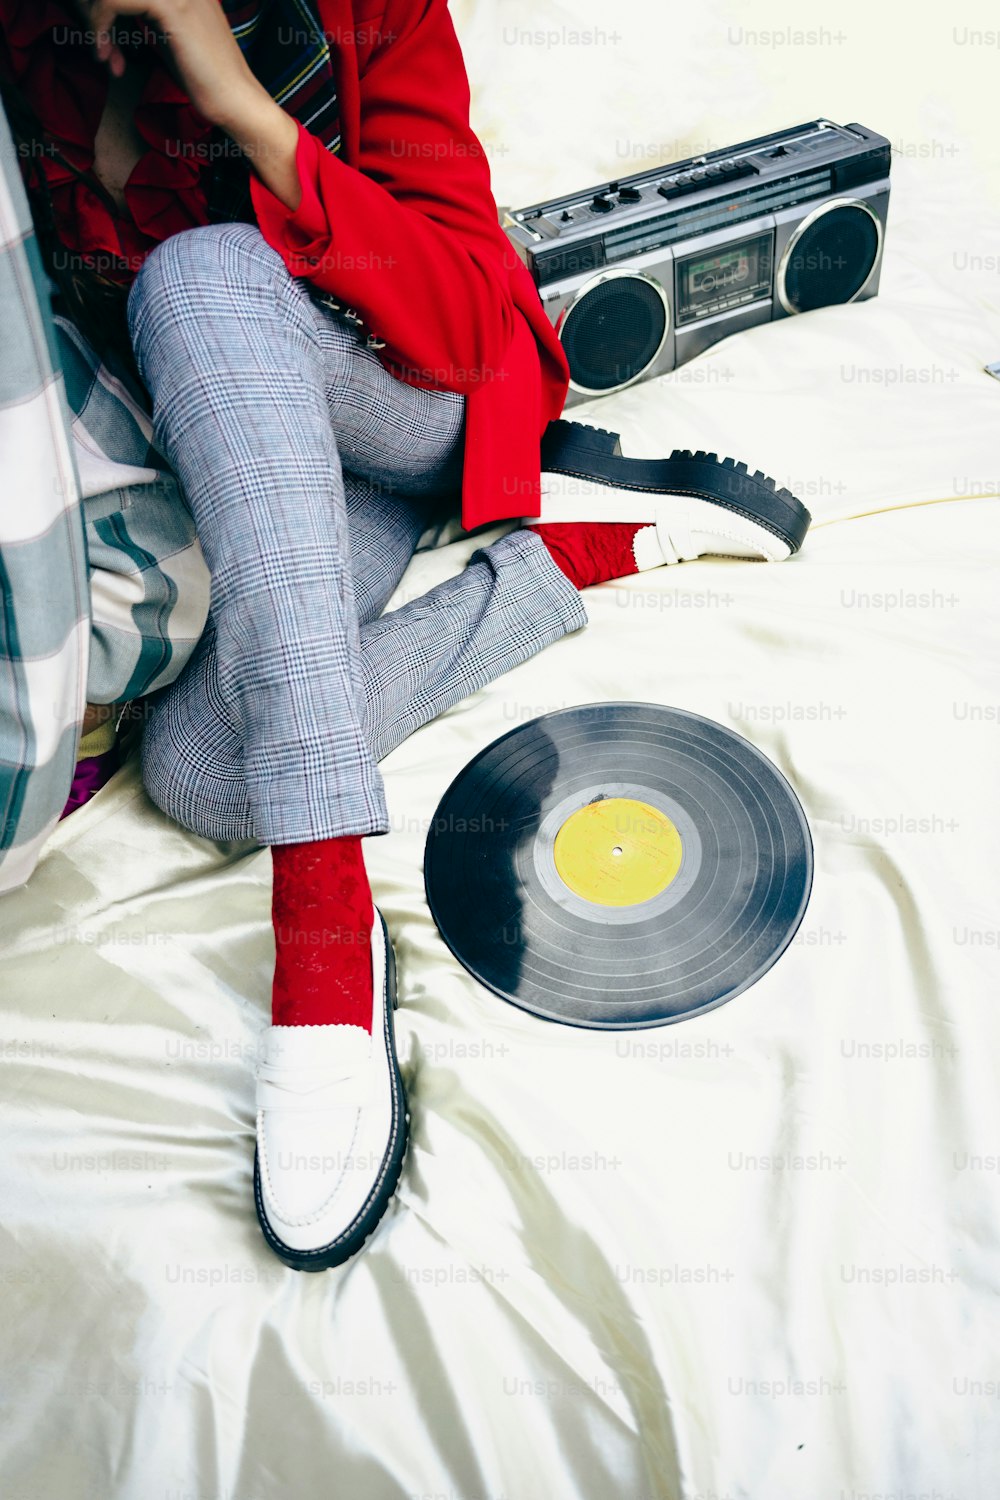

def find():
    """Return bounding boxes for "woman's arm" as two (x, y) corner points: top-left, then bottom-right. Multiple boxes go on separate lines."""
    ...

(85, 0), (302, 206)
(250, 0), (523, 393)
(86, 0), (523, 393)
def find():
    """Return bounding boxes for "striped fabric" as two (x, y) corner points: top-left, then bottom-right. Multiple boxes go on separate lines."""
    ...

(210, 0), (342, 221)
(56, 318), (211, 707)
(224, 0), (342, 148)
(0, 101), (88, 891)
(0, 96), (211, 893)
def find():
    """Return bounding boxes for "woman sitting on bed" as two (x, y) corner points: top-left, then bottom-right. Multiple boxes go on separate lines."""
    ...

(0, 0), (806, 1270)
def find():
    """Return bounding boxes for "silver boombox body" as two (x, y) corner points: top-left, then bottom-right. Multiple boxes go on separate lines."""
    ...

(502, 119), (891, 407)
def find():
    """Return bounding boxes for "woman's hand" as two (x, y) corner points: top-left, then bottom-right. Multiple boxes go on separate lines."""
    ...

(80, 0), (303, 209)
(83, 0), (256, 128)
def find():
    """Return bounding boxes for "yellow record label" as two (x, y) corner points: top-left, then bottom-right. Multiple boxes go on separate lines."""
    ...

(553, 797), (683, 906)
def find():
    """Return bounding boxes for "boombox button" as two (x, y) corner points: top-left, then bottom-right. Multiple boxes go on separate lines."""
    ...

(659, 173), (702, 200)
(714, 158), (757, 183)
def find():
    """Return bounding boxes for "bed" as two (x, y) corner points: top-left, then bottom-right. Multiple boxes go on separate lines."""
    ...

(3, 0), (999, 1495)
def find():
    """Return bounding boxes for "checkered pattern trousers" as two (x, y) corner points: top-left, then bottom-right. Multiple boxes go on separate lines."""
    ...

(129, 223), (587, 845)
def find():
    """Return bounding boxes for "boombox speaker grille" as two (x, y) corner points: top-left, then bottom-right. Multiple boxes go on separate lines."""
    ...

(559, 273), (668, 393)
(779, 200), (881, 314)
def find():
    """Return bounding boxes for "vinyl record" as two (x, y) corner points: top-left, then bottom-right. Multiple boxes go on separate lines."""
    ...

(423, 703), (813, 1029)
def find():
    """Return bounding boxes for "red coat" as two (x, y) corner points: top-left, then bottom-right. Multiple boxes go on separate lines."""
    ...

(249, 0), (571, 532)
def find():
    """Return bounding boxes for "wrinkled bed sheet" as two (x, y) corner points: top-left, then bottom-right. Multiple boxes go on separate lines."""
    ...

(2, 0), (999, 1496)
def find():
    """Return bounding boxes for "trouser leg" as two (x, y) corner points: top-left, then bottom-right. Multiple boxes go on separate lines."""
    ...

(128, 223), (389, 843)
(141, 499), (584, 842)
(130, 224), (587, 843)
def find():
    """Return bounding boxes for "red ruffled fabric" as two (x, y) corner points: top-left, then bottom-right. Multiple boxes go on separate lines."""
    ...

(1, 0), (213, 283)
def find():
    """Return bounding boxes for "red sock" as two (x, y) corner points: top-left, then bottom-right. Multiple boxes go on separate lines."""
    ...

(529, 522), (646, 590)
(271, 836), (375, 1030)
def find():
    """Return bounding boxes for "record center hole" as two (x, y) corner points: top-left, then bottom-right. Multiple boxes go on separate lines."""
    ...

(612, 846), (623, 856)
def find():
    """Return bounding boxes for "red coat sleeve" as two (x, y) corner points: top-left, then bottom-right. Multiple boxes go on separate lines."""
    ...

(250, 0), (520, 394)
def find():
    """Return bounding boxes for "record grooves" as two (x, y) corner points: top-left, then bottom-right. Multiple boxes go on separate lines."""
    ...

(423, 704), (813, 1029)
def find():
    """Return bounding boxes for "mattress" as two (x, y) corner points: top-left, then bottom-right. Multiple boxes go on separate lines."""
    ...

(2, 0), (999, 1496)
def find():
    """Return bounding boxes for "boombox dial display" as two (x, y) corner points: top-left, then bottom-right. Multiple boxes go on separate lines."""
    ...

(502, 120), (890, 406)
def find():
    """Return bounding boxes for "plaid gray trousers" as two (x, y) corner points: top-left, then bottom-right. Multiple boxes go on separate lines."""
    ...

(129, 224), (587, 845)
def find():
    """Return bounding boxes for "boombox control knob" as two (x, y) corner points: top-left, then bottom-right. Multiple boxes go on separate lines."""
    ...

(618, 185), (642, 202)
(591, 193), (614, 213)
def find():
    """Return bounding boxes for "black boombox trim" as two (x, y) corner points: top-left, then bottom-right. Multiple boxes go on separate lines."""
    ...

(502, 119), (891, 405)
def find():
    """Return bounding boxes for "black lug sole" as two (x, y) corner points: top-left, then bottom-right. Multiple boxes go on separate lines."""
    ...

(540, 418), (811, 554)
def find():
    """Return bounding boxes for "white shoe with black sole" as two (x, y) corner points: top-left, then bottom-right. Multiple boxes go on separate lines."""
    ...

(529, 419), (811, 562)
(253, 911), (408, 1271)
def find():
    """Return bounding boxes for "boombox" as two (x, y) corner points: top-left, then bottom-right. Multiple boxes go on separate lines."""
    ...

(502, 119), (890, 407)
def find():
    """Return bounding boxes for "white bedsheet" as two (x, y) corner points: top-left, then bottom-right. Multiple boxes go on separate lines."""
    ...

(3, 1), (999, 1496)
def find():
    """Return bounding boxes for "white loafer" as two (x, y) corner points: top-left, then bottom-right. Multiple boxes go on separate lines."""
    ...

(527, 419), (811, 561)
(253, 911), (408, 1271)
